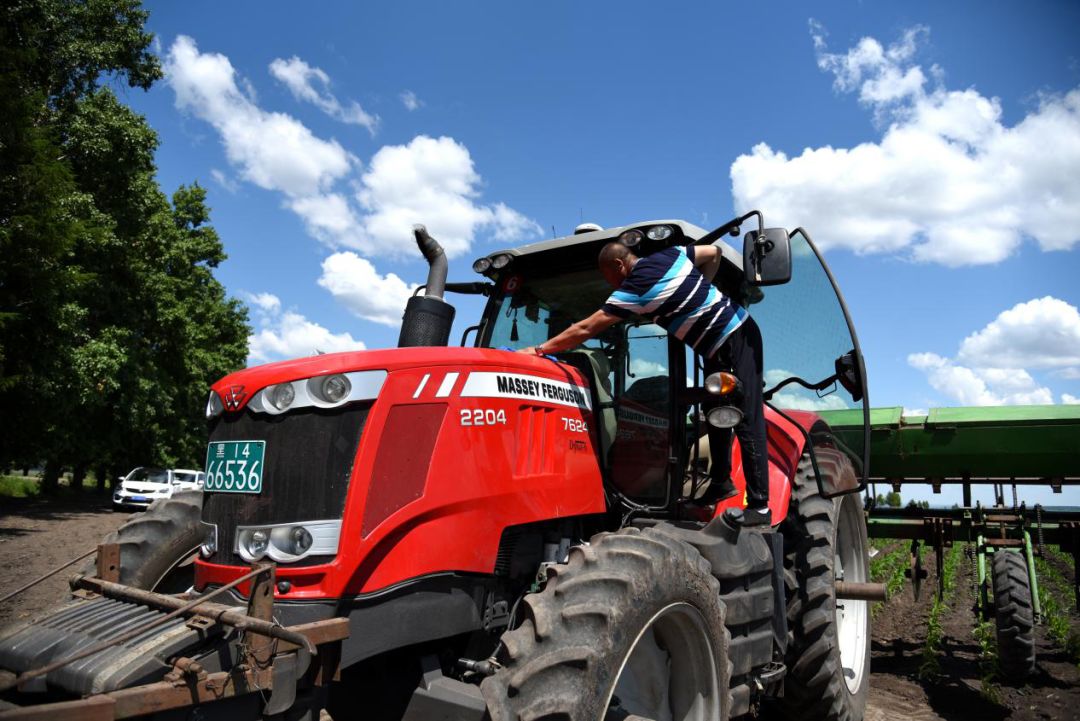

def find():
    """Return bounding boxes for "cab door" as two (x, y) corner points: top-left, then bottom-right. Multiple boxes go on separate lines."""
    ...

(608, 323), (678, 503)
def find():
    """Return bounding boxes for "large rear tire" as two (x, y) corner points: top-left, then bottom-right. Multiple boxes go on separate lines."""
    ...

(87, 491), (204, 593)
(779, 452), (870, 721)
(991, 550), (1036, 679)
(481, 526), (731, 721)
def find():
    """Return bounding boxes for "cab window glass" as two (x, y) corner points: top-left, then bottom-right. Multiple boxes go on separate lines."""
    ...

(610, 324), (671, 502)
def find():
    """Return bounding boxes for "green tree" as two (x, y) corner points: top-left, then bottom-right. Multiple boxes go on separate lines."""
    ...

(0, 0), (248, 492)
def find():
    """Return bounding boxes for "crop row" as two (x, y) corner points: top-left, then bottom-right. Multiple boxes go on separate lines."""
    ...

(1033, 553), (1080, 664)
(870, 541), (910, 616)
(917, 542), (964, 681)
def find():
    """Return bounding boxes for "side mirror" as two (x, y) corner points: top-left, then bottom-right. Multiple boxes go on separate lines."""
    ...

(835, 350), (864, 403)
(742, 228), (791, 286)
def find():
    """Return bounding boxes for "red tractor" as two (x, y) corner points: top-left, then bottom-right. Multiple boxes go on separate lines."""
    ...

(0, 212), (876, 721)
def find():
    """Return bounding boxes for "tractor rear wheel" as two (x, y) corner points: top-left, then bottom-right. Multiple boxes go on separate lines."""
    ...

(481, 526), (731, 721)
(779, 452), (870, 721)
(86, 492), (204, 593)
(991, 550), (1036, 679)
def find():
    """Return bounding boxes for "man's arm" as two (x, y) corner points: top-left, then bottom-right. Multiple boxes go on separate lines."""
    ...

(690, 244), (722, 283)
(518, 309), (621, 355)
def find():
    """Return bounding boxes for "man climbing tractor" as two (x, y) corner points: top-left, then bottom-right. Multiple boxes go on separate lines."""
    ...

(519, 235), (769, 523)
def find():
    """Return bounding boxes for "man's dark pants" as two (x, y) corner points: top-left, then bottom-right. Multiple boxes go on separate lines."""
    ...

(701, 316), (769, 507)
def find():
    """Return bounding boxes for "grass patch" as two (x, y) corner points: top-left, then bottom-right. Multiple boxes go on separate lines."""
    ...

(917, 542), (964, 682)
(0, 471), (111, 500)
(0, 474), (41, 498)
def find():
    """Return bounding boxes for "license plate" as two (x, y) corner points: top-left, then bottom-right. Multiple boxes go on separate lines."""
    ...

(131, 495), (148, 502)
(204, 441), (265, 493)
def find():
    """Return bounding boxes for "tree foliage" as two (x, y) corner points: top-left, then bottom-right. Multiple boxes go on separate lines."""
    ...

(0, 0), (248, 490)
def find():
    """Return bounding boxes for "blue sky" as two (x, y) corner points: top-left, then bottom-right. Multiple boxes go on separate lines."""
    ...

(129, 1), (1079, 502)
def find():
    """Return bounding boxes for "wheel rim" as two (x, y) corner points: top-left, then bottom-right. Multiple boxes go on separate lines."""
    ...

(834, 496), (869, 693)
(607, 602), (720, 721)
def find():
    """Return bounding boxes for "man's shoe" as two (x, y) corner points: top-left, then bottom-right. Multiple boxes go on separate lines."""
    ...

(743, 505), (772, 527)
(701, 477), (739, 504)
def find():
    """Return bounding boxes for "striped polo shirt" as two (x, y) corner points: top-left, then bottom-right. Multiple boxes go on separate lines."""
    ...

(602, 246), (748, 359)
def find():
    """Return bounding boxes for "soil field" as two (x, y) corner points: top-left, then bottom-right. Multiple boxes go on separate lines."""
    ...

(1, 500), (1078, 718)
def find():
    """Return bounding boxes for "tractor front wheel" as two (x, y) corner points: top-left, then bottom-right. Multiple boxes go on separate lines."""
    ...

(482, 526), (731, 721)
(991, 550), (1036, 679)
(779, 451), (871, 721)
(86, 491), (204, 593)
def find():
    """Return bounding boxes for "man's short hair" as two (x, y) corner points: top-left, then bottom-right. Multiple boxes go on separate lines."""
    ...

(598, 241), (635, 266)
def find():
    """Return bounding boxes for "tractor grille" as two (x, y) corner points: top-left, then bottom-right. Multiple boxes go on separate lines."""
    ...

(203, 403), (370, 567)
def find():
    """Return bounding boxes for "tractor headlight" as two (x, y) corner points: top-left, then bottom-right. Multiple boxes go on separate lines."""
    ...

(246, 529), (270, 559)
(646, 224), (673, 241)
(619, 229), (643, 247)
(267, 383), (295, 411)
(707, 406), (744, 429)
(281, 526), (313, 556)
(249, 371), (386, 415)
(490, 253), (512, 269)
(206, 391), (224, 419)
(236, 520), (341, 563)
(472, 257), (492, 274)
(320, 374), (351, 404)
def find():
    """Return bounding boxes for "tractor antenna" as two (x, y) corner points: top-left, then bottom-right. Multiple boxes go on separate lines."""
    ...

(552, 224), (556, 239)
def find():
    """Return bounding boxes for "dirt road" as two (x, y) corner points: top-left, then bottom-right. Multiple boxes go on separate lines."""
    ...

(0, 496), (121, 627)
(1, 499), (1078, 718)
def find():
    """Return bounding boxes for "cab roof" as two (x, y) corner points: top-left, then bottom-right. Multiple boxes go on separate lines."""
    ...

(480, 219), (744, 272)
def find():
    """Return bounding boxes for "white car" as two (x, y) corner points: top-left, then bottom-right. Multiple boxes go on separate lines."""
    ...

(112, 467), (205, 511)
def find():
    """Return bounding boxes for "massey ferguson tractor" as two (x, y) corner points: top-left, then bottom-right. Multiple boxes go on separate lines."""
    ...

(0, 211), (878, 721)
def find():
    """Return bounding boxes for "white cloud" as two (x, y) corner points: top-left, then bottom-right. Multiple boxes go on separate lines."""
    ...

(1063, 393), (1080, 404)
(772, 391), (851, 412)
(957, 296), (1080, 369)
(350, 135), (542, 258)
(731, 24), (1080, 266)
(241, 292), (365, 365)
(166, 37), (539, 333)
(317, 252), (417, 327)
(764, 367), (853, 411)
(165, 36), (354, 198)
(909, 298), (1080, 406)
(630, 359), (666, 377)
(908, 352), (1054, 406)
(242, 291), (282, 315)
(1053, 367), (1080, 380)
(210, 168), (238, 193)
(400, 90), (422, 111)
(269, 56), (378, 135)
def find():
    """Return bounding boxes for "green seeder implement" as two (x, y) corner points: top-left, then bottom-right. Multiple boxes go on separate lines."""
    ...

(820, 404), (1080, 679)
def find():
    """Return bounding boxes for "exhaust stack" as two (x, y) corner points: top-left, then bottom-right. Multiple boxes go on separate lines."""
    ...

(397, 225), (456, 348)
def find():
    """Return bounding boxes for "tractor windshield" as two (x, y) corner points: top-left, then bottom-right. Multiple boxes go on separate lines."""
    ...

(483, 269), (613, 351)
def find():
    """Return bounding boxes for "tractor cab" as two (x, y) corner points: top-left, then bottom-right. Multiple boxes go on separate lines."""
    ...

(470, 214), (870, 508)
